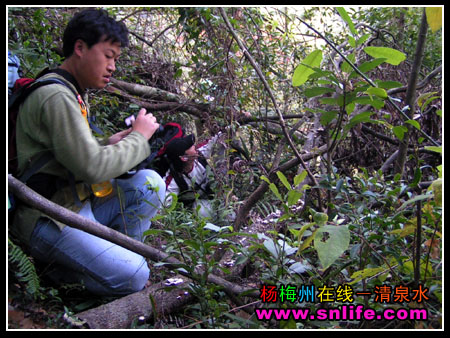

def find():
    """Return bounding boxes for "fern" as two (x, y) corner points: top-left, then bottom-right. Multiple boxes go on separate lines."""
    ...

(255, 199), (278, 219)
(8, 238), (42, 300)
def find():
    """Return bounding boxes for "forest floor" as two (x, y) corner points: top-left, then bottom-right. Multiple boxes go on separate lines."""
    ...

(7, 206), (282, 330)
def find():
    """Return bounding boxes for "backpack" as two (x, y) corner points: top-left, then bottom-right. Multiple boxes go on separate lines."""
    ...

(8, 75), (80, 178)
(8, 68), (88, 216)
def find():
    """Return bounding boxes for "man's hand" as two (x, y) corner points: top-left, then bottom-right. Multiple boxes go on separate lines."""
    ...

(108, 128), (132, 145)
(132, 108), (160, 140)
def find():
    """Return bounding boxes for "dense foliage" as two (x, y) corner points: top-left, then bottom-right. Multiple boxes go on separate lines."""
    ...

(8, 7), (441, 329)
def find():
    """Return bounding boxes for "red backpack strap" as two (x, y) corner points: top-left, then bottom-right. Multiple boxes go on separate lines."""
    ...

(165, 122), (184, 140)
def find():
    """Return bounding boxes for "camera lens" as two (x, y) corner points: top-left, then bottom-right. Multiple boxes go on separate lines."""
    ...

(149, 125), (165, 142)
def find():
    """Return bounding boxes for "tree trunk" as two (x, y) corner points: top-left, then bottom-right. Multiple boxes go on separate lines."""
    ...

(394, 9), (428, 177)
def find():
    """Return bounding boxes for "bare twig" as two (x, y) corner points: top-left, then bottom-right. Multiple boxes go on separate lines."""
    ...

(129, 23), (177, 48)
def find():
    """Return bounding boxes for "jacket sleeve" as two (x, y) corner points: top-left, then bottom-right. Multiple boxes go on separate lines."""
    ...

(26, 85), (150, 183)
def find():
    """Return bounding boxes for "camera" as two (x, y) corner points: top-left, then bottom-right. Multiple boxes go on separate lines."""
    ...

(124, 113), (165, 142)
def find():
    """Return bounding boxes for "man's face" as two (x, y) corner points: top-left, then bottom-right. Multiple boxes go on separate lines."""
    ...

(180, 145), (198, 166)
(76, 38), (121, 90)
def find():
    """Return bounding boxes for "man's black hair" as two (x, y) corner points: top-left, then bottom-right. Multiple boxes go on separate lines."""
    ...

(164, 135), (196, 172)
(63, 8), (129, 58)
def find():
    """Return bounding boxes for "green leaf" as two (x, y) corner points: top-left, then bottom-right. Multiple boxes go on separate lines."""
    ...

(363, 47), (406, 66)
(352, 96), (385, 109)
(294, 222), (315, 242)
(336, 7), (357, 36)
(349, 111), (375, 125)
(392, 125), (408, 140)
(341, 53), (356, 73)
(349, 266), (386, 285)
(143, 228), (173, 236)
(299, 228), (319, 252)
(389, 225), (416, 237)
(350, 58), (386, 78)
(357, 33), (371, 46)
(294, 171), (308, 187)
(398, 193), (433, 210)
(313, 212), (328, 226)
(345, 111), (375, 133)
(366, 87), (387, 99)
(319, 97), (339, 106)
(287, 189), (303, 207)
(375, 80), (403, 89)
(417, 92), (440, 113)
(348, 35), (356, 48)
(277, 171), (291, 190)
(410, 167), (422, 187)
(292, 50), (323, 87)
(426, 7), (442, 33)
(417, 91), (438, 107)
(260, 175), (270, 184)
(320, 110), (338, 126)
(424, 146), (442, 154)
(430, 178), (442, 206)
(304, 86), (335, 98)
(314, 225), (350, 270)
(405, 119), (421, 131)
(165, 193), (178, 212)
(269, 183), (282, 201)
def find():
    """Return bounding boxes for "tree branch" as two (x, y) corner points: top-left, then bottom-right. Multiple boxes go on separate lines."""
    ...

(387, 65), (442, 95)
(110, 78), (183, 102)
(105, 84), (205, 119)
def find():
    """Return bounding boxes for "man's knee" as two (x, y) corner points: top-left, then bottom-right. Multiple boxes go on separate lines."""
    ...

(125, 260), (150, 293)
(105, 257), (150, 295)
(139, 169), (166, 202)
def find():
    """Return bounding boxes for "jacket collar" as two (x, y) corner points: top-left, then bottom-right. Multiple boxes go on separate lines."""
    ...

(37, 67), (84, 95)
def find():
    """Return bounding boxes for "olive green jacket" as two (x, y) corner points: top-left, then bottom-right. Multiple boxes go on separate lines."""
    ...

(10, 72), (150, 245)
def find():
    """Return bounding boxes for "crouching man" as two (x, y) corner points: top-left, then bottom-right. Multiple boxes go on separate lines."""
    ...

(11, 9), (165, 295)
(161, 133), (221, 218)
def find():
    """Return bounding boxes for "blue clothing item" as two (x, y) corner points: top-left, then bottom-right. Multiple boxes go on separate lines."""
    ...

(8, 51), (21, 94)
(28, 169), (165, 296)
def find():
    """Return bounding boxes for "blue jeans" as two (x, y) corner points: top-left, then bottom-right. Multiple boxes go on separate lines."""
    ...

(28, 169), (166, 296)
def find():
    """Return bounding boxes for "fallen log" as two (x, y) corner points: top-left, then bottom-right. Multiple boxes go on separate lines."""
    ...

(105, 84), (205, 119)
(76, 275), (194, 329)
(110, 78), (183, 103)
